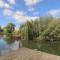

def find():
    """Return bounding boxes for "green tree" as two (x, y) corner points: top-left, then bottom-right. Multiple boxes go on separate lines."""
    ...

(5, 23), (15, 34)
(0, 26), (4, 36)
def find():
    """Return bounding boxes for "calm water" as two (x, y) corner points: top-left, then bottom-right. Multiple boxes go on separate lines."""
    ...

(0, 38), (60, 56)
(22, 40), (60, 56)
(0, 38), (20, 56)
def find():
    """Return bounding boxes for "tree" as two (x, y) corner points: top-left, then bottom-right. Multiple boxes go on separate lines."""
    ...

(5, 23), (15, 34)
(19, 16), (60, 42)
(0, 26), (3, 32)
(0, 26), (4, 35)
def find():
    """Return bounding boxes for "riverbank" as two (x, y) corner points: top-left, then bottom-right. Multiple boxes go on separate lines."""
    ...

(0, 48), (60, 60)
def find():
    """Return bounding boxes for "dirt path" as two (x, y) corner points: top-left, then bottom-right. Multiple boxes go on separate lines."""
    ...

(0, 48), (60, 60)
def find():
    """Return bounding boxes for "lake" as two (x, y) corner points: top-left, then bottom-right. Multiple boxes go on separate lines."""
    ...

(0, 38), (60, 56)
(0, 38), (21, 56)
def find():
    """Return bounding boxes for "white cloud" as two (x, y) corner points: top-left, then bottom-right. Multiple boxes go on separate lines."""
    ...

(28, 16), (39, 21)
(4, 3), (11, 9)
(48, 9), (60, 18)
(8, 0), (16, 5)
(0, 0), (11, 9)
(24, 0), (42, 15)
(13, 15), (27, 23)
(24, 0), (42, 7)
(0, 0), (14, 16)
(0, 0), (4, 8)
(28, 7), (39, 16)
(3, 9), (13, 16)
(48, 9), (60, 16)
(15, 10), (26, 16)
(12, 11), (27, 23)
(12, 10), (39, 23)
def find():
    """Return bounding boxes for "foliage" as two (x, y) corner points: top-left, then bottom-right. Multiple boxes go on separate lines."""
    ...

(4, 23), (15, 34)
(1, 16), (60, 43)
(19, 16), (60, 42)
(0, 26), (4, 36)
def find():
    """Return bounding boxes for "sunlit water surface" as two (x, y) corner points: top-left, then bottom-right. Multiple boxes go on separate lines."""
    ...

(0, 38), (20, 56)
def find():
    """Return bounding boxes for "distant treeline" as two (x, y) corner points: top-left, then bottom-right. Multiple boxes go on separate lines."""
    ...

(0, 16), (60, 42)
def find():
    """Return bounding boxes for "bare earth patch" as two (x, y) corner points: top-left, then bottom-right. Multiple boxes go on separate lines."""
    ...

(0, 48), (60, 60)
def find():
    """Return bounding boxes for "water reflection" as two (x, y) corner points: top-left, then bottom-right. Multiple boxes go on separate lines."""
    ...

(0, 38), (21, 56)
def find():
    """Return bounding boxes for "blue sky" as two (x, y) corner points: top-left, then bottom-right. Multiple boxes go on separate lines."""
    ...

(0, 0), (60, 29)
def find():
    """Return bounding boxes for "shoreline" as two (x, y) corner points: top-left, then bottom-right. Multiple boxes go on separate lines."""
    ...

(0, 48), (60, 60)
